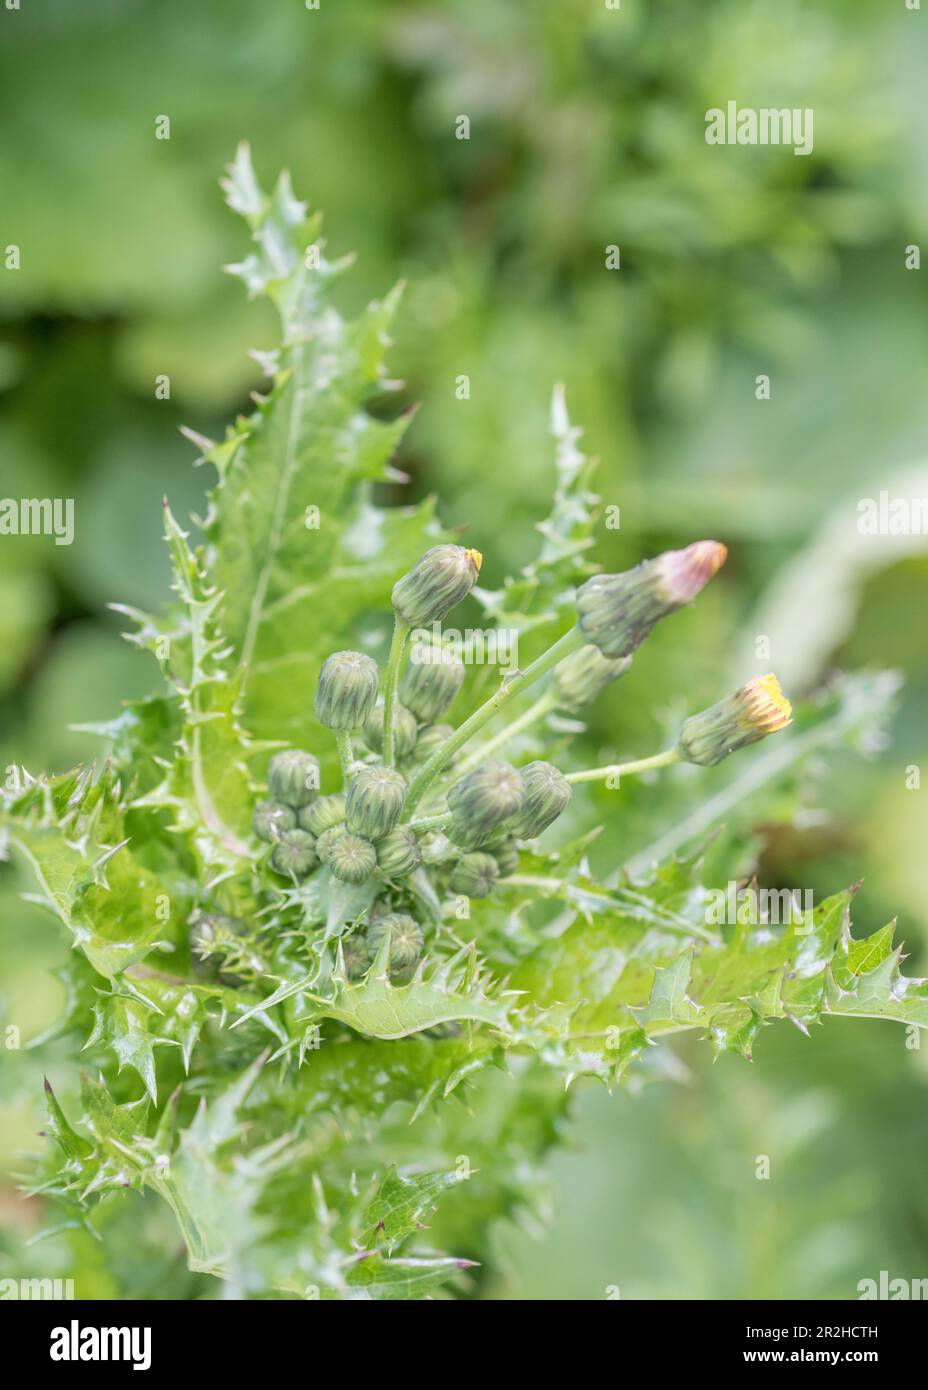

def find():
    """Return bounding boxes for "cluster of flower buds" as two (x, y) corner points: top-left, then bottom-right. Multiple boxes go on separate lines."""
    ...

(230, 539), (794, 985)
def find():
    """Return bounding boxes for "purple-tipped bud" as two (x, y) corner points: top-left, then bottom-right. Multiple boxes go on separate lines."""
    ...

(576, 541), (727, 659)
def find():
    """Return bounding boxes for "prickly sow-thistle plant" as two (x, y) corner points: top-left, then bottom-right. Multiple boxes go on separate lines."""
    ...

(3, 148), (927, 1300)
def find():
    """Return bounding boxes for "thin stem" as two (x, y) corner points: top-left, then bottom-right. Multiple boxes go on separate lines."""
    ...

(402, 625), (586, 817)
(382, 619), (410, 767)
(565, 746), (680, 784)
(408, 811), (452, 834)
(335, 730), (354, 781)
(454, 691), (557, 778)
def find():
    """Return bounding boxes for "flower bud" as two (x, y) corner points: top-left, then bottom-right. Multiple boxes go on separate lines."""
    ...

(267, 749), (320, 808)
(340, 934), (370, 981)
(269, 828), (318, 878)
(576, 541), (727, 659)
(447, 760), (523, 850)
(314, 650), (380, 731)
(362, 699), (418, 760)
(552, 644), (632, 710)
(328, 833), (377, 885)
(678, 674), (792, 767)
(299, 793), (346, 836)
(508, 761), (571, 839)
(400, 637), (465, 723)
(252, 800), (297, 842)
(375, 825), (421, 878)
(366, 912), (424, 975)
(392, 544), (482, 627)
(189, 914), (248, 987)
(489, 837), (520, 878)
(410, 723), (455, 764)
(189, 913), (245, 967)
(345, 765), (406, 840)
(315, 824), (348, 864)
(449, 851), (500, 899)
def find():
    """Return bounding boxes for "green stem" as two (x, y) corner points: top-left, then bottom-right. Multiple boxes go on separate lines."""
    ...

(403, 625), (585, 817)
(565, 746), (680, 785)
(335, 730), (354, 781)
(454, 691), (557, 778)
(408, 811), (452, 833)
(382, 619), (410, 767)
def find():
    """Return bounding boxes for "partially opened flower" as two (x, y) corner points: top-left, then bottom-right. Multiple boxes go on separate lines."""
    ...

(679, 674), (793, 767)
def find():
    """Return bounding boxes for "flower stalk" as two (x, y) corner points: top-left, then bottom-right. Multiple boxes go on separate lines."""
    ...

(402, 625), (586, 816)
(382, 619), (410, 767)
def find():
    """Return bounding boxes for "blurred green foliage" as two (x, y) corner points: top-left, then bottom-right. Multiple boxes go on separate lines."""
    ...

(2, 0), (927, 1299)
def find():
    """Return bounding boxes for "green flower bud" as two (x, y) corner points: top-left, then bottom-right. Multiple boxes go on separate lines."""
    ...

(252, 800), (297, 842)
(189, 914), (248, 986)
(508, 761), (571, 839)
(576, 541), (727, 659)
(375, 825), (422, 878)
(269, 828), (318, 879)
(328, 833), (377, 885)
(267, 749), (320, 808)
(447, 759), (523, 850)
(400, 637), (465, 723)
(345, 765), (406, 839)
(314, 650), (380, 731)
(392, 544), (483, 627)
(189, 913), (245, 967)
(420, 830), (455, 865)
(366, 912), (424, 975)
(299, 793), (346, 836)
(340, 934), (370, 981)
(552, 644), (632, 710)
(449, 851), (500, 899)
(362, 699), (418, 760)
(410, 723), (456, 765)
(679, 674), (792, 767)
(314, 824), (348, 864)
(489, 836), (520, 878)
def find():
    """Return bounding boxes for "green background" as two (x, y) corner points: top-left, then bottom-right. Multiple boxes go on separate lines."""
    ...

(2, 0), (927, 1299)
